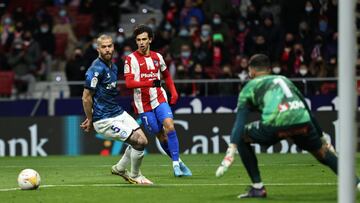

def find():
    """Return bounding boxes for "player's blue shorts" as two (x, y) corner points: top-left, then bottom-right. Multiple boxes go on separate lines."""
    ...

(139, 102), (174, 136)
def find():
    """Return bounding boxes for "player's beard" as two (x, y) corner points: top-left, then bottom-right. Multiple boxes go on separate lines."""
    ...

(101, 52), (113, 62)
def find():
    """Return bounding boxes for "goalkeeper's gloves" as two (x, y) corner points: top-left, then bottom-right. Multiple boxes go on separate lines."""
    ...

(152, 80), (161, 87)
(215, 145), (236, 177)
(320, 132), (336, 154)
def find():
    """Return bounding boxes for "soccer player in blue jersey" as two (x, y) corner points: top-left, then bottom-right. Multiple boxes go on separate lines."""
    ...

(81, 34), (152, 185)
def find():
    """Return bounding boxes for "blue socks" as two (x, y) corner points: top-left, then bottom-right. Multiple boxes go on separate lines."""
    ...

(167, 130), (179, 161)
(160, 141), (171, 157)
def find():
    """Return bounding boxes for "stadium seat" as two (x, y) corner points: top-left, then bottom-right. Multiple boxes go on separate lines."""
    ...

(0, 71), (15, 97)
(7, 0), (43, 14)
(54, 33), (68, 57)
(74, 15), (93, 38)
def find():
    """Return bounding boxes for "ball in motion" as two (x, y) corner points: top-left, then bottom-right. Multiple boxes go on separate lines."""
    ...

(17, 169), (41, 190)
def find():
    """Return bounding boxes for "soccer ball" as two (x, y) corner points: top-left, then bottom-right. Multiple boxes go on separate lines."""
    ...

(17, 169), (41, 190)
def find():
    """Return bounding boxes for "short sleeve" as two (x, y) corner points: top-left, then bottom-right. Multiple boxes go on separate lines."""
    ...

(157, 53), (167, 72)
(84, 65), (103, 90)
(124, 56), (132, 75)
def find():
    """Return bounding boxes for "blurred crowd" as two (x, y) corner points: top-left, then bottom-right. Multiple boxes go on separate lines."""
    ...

(0, 0), (343, 97)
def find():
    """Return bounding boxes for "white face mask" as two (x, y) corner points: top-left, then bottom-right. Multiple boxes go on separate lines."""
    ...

(299, 68), (308, 76)
(272, 67), (281, 74)
(116, 36), (124, 44)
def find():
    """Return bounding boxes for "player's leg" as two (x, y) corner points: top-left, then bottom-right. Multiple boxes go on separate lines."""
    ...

(237, 121), (278, 198)
(293, 123), (337, 174)
(111, 144), (132, 178)
(96, 112), (153, 184)
(93, 116), (137, 183)
(125, 128), (153, 184)
(156, 103), (192, 177)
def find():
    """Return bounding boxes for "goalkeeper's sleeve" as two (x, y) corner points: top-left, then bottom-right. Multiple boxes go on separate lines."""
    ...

(230, 106), (249, 145)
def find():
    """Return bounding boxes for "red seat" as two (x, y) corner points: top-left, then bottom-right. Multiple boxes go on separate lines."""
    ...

(54, 33), (68, 57)
(74, 15), (93, 38)
(0, 71), (15, 97)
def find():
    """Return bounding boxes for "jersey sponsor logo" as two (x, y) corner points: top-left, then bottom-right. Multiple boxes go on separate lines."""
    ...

(278, 100), (305, 112)
(140, 72), (158, 78)
(90, 77), (98, 88)
(124, 64), (130, 74)
(106, 81), (117, 89)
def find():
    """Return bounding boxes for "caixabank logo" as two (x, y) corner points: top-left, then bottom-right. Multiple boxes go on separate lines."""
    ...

(0, 116), (65, 156)
(0, 124), (48, 156)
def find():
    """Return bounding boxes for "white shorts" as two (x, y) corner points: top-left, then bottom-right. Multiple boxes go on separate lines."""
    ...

(93, 111), (140, 141)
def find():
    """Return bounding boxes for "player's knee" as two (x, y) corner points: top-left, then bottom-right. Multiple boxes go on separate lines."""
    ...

(163, 118), (175, 132)
(164, 126), (175, 134)
(139, 136), (148, 147)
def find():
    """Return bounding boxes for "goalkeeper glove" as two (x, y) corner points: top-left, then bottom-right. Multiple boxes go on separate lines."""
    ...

(152, 80), (161, 87)
(215, 146), (236, 177)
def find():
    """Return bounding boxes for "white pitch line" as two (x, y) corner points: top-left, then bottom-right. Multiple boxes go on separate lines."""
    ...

(0, 163), (323, 168)
(0, 182), (336, 192)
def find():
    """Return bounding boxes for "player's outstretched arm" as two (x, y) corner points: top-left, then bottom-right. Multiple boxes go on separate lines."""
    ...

(216, 143), (237, 177)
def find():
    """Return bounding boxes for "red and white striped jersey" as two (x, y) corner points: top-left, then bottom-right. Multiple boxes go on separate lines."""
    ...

(124, 50), (168, 114)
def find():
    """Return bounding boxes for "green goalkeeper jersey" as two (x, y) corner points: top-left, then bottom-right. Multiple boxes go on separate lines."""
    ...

(238, 74), (311, 126)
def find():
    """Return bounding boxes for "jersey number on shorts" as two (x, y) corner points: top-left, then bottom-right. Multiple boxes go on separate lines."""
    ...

(111, 125), (121, 133)
(273, 78), (293, 98)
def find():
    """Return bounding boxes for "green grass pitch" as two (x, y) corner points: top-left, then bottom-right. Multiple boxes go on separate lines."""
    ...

(0, 154), (359, 203)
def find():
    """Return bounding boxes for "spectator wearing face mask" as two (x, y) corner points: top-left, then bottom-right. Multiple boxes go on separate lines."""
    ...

(258, 13), (283, 61)
(218, 64), (236, 96)
(288, 43), (306, 77)
(191, 63), (208, 96)
(271, 65), (282, 75)
(301, 0), (319, 31)
(7, 38), (37, 97)
(178, 44), (194, 73)
(35, 22), (55, 55)
(202, 0), (236, 25)
(0, 14), (15, 51)
(52, 8), (78, 60)
(192, 24), (212, 66)
(210, 13), (230, 46)
(298, 21), (314, 57)
(293, 63), (316, 95)
(169, 26), (192, 58)
(175, 64), (192, 96)
(83, 37), (99, 68)
(235, 18), (252, 55)
(211, 33), (230, 70)
(114, 31), (128, 53)
(65, 47), (87, 97)
(249, 34), (269, 58)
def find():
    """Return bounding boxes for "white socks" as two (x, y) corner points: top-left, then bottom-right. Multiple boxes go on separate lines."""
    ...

(172, 161), (180, 167)
(253, 182), (264, 189)
(115, 145), (132, 172)
(130, 148), (145, 177)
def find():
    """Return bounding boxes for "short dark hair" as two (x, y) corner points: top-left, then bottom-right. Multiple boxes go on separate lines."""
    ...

(248, 54), (270, 70)
(133, 24), (154, 39)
